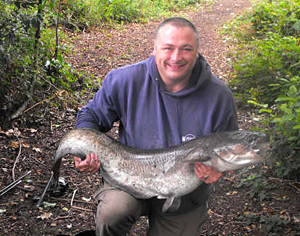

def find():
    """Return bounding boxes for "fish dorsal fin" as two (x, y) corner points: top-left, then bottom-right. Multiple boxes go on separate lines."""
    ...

(162, 197), (181, 213)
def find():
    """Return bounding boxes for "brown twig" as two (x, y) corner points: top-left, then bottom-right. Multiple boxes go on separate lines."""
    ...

(289, 183), (300, 194)
(268, 176), (300, 185)
(71, 206), (93, 212)
(49, 196), (94, 204)
(268, 177), (300, 194)
(71, 188), (78, 206)
(53, 215), (72, 220)
(23, 98), (50, 114)
(12, 136), (22, 182)
(54, 0), (62, 60)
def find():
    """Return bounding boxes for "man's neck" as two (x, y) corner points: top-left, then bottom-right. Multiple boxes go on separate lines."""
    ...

(164, 80), (189, 93)
(162, 71), (192, 93)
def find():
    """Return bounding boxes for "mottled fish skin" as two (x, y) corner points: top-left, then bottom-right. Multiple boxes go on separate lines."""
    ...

(52, 128), (269, 212)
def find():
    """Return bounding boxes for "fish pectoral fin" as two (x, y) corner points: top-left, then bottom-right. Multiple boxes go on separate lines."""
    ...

(161, 197), (181, 213)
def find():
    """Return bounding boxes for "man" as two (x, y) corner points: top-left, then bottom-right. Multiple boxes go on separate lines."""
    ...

(74, 17), (238, 236)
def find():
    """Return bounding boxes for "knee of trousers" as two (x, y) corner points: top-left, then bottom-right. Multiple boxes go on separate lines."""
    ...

(95, 190), (143, 228)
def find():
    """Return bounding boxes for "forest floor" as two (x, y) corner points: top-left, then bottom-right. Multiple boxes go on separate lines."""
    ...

(1, 0), (300, 235)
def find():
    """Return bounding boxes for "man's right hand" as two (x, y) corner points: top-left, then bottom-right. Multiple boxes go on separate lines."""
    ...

(74, 152), (100, 173)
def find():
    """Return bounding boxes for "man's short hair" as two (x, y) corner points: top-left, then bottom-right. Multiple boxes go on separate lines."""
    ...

(155, 17), (199, 48)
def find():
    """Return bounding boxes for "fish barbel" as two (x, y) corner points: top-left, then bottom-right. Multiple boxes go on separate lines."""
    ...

(52, 128), (269, 212)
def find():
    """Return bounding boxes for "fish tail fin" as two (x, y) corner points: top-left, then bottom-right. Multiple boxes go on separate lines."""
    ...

(162, 197), (181, 213)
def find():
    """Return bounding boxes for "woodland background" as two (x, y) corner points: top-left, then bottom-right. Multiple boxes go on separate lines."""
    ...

(0, 0), (299, 235)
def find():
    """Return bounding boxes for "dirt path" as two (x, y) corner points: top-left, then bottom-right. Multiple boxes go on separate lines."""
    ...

(68, 0), (252, 85)
(1, 0), (300, 236)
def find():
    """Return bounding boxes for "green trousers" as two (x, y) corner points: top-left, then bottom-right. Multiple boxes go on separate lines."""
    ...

(94, 182), (208, 236)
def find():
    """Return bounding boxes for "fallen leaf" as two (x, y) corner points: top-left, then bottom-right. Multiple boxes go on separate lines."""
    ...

(38, 212), (52, 220)
(82, 197), (92, 202)
(293, 215), (300, 223)
(208, 209), (214, 216)
(0, 209), (6, 213)
(5, 129), (14, 137)
(24, 184), (35, 190)
(43, 202), (56, 208)
(25, 178), (33, 183)
(22, 142), (30, 148)
(32, 147), (42, 153)
(10, 141), (19, 148)
(225, 191), (238, 196)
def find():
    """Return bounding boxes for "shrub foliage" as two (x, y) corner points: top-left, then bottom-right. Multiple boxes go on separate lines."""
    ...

(222, 0), (300, 179)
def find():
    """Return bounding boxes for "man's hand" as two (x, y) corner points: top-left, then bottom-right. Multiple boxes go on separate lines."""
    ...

(74, 152), (100, 173)
(194, 162), (222, 184)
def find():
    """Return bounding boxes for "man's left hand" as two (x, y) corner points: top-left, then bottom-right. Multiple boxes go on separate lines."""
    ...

(194, 162), (222, 184)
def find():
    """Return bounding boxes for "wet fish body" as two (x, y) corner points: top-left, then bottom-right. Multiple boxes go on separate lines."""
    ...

(53, 128), (269, 212)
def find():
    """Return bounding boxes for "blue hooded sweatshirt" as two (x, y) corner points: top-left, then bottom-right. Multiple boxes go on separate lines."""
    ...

(75, 54), (239, 213)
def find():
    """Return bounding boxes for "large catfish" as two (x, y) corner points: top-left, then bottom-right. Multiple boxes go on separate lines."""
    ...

(52, 128), (269, 212)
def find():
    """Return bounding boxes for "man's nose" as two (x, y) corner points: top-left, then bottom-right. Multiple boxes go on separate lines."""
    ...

(171, 49), (181, 61)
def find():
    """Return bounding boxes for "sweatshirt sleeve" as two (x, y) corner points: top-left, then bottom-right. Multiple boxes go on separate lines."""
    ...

(75, 73), (119, 132)
(224, 108), (239, 131)
(211, 81), (239, 133)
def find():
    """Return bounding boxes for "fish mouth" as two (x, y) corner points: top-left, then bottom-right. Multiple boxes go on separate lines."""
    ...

(253, 143), (272, 163)
(253, 141), (271, 154)
(210, 141), (270, 172)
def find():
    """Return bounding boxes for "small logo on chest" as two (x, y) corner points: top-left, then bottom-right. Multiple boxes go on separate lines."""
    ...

(182, 134), (196, 142)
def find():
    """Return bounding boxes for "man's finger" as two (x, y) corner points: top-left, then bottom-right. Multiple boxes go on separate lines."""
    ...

(194, 162), (222, 184)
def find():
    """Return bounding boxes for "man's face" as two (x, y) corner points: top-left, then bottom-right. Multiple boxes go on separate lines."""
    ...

(153, 24), (198, 92)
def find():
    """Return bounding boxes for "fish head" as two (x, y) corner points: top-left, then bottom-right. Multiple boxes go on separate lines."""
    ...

(203, 131), (270, 172)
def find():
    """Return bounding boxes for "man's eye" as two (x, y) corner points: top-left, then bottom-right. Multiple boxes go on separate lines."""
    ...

(183, 48), (192, 51)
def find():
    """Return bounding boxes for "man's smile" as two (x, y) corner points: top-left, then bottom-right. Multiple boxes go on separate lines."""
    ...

(166, 62), (186, 71)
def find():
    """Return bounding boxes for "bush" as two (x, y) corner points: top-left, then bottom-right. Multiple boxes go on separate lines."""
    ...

(61, 0), (147, 28)
(251, 0), (300, 37)
(58, 0), (209, 28)
(267, 76), (300, 179)
(221, 0), (300, 179)
(0, 1), (83, 125)
(230, 33), (300, 105)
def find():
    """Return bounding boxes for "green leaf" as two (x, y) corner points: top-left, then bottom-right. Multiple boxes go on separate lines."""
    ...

(293, 124), (300, 130)
(288, 85), (298, 95)
(292, 19), (300, 31)
(259, 108), (272, 114)
(275, 97), (295, 102)
(273, 117), (282, 123)
(288, 136), (298, 141)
